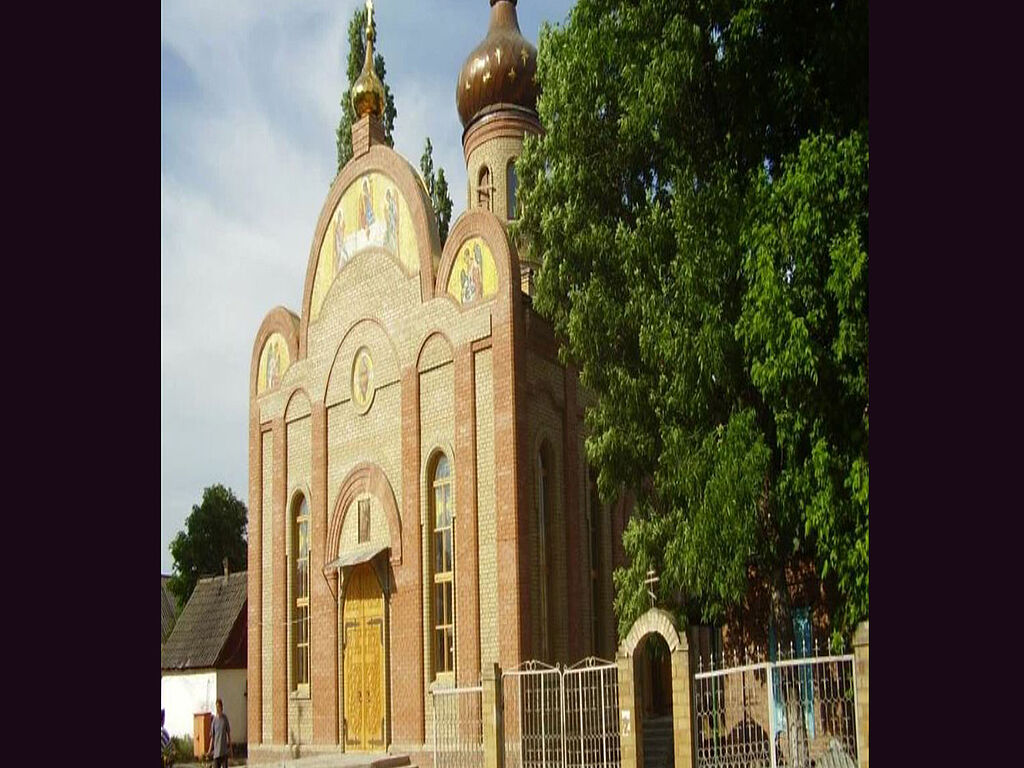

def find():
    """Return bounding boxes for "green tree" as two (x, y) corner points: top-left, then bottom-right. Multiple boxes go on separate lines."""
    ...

(516, 0), (868, 646)
(420, 137), (453, 247)
(336, 5), (398, 172)
(167, 484), (248, 610)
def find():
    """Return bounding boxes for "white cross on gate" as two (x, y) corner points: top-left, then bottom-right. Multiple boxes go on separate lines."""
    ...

(644, 568), (659, 608)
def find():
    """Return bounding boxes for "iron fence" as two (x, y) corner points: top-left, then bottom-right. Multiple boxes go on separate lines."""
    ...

(563, 657), (621, 768)
(692, 644), (858, 768)
(433, 684), (484, 768)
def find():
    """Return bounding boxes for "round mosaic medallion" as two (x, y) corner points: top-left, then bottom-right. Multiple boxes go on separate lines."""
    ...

(352, 347), (375, 414)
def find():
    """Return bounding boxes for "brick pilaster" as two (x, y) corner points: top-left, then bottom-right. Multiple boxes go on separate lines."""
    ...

(272, 417), (288, 744)
(310, 402), (336, 743)
(248, 412), (263, 744)
(854, 621), (869, 768)
(395, 364), (424, 744)
(455, 344), (481, 684)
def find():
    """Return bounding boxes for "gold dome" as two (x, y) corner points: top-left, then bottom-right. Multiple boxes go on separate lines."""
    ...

(351, 0), (386, 119)
(456, 0), (539, 128)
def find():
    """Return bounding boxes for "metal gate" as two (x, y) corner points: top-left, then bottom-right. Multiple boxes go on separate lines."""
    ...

(692, 646), (858, 768)
(502, 658), (621, 768)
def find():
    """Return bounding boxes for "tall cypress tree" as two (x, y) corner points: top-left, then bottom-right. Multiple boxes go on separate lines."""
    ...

(420, 137), (453, 247)
(336, 6), (398, 172)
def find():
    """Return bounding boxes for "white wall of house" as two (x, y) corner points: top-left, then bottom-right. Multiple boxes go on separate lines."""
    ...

(162, 670), (217, 739)
(161, 669), (248, 743)
(216, 668), (248, 743)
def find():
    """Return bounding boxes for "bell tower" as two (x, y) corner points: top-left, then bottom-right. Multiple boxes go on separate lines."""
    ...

(456, 0), (542, 291)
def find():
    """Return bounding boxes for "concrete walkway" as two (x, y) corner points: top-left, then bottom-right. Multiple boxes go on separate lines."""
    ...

(174, 752), (411, 768)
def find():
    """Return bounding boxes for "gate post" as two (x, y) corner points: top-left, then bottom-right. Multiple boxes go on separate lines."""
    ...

(483, 662), (504, 768)
(670, 631), (695, 768)
(853, 621), (869, 768)
(616, 651), (638, 768)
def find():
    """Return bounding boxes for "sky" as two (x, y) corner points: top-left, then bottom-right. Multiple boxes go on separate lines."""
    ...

(161, 0), (577, 574)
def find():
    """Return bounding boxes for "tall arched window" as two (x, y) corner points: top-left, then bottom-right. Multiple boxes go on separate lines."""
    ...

(432, 455), (455, 678)
(477, 165), (492, 211)
(536, 443), (553, 660)
(506, 159), (518, 219)
(292, 494), (310, 692)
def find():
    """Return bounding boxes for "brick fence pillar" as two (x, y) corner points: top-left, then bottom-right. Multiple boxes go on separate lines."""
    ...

(483, 662), (504, 768)
(670, 632), (695, 768)
(853, 620), (869, 768)
(617, 651), (638, 768)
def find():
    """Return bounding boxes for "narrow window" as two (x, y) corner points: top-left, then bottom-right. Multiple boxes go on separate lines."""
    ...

(292, 494), (310, 692)
(477, 165), (492, 211)
(506, 159), (518, 219)
(358, 498), (370, 543)
(432, 455), (455, 677)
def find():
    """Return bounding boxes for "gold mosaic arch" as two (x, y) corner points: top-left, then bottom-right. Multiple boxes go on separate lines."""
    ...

(300, 145), (443, 359)
(257, 332), (291, 394)
(446, 236), (499, 306)
(309, 171), (420, 322)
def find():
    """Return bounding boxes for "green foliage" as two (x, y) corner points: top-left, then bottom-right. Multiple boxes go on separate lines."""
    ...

(517, 0), (868, 640)
(167, 484), (248, 610)
(420, 138), (454, 247)
(336, 6), (398, 173)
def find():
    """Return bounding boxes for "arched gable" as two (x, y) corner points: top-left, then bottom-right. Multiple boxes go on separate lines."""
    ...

(300, 145), (442, 359)
(435, 210), (520, 312)
(325, 462), (402, 567)
(250, 307), (300, 402)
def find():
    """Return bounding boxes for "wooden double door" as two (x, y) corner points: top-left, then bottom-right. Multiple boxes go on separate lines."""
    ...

(343, 563), (385, 750)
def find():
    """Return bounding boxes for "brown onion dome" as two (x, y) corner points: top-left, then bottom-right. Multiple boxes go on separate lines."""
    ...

(456, 0), (539, 128)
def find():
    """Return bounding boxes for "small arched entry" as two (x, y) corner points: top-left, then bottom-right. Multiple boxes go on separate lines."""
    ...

(342, 562), (385, 751)
(616, 609), (696, 768)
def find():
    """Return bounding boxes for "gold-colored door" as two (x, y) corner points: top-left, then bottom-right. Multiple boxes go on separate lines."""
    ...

(343, 564), (385, 750)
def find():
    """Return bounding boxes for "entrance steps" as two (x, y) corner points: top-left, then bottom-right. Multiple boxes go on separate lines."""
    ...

(642, 715), (674, 768)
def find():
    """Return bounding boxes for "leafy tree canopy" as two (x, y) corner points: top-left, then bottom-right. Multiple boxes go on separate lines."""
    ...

(516, 0), (868, 642)
(420, 137), (454, 247)
(167, 484), (248, 610)
(336, 6), (398, 172)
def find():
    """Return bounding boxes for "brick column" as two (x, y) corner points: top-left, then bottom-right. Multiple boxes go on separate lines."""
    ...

(482, 663), (504, 768)
(671, 636), (696, 768)
(562, 368), (582, 661)
(853, 621), (869, 768)
(247, 412), (263, 744)
(272, 417), (288, 744)
(310, 402), (336, 743)
(455, 344), (481, 685)
(395, 364), (425, 746)
(617, 651), (638, 768)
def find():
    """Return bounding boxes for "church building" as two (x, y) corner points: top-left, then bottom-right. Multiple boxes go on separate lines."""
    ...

(247, 1), (629, 761)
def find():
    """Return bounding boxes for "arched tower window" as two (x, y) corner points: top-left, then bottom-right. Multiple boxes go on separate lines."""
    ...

(431, 454), (456, 678)
(506, 159), (518, 219)
(292, 494), (310, 692)
(477, 165), (493, 211)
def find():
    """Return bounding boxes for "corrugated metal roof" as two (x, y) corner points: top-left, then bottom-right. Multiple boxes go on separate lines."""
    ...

(325, 543), (389, 570)
(161, 571), (247, 670)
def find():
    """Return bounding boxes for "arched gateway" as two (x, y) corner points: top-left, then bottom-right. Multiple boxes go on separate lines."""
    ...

(616, 609), (697, 768)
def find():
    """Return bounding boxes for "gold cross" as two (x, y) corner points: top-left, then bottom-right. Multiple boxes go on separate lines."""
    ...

(520, 47), (529, 65)
(495, 47), (502, 65)
(508, 66), (516, 81)
(482, 70), (491, 83)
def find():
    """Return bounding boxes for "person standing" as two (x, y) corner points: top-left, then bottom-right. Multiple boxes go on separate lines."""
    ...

(206, 698), (232, 768)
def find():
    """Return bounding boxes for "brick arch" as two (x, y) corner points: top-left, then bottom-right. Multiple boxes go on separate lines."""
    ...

(250, 306), (300, 401)
(620, 607), (684, 657)
(325, 462), (402, 568)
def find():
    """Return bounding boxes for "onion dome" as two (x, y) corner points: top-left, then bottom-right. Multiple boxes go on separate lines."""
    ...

(351, 0), (386, 119)
(456, 0), (539, 128)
